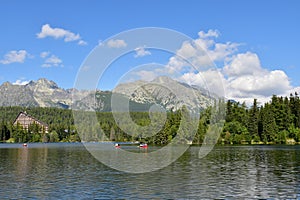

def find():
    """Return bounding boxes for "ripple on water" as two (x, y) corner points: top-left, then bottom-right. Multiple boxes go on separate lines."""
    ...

(0, 144), (300, 199)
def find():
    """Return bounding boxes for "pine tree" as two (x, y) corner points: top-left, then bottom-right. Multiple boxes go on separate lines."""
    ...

(248, 99), (259, 140)
(261, 103), (277, 143)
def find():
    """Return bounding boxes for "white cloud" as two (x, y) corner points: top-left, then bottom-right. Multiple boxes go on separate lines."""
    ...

(134, 46), (151, 58)
(13, 79), (30, 85)
(177, 41), (199, 58)
(198, 29), (219, 39)
(78, 40), (88, 46)
(0, 50), (29, 64)
(223, 52), (262, 77)
(107, 39), (127, 48)
(165, 56), (186, 74)
(166, 29), (239, 73)
(285, 87), (300, 97)
(40, 51), (50, 58)
(180, 69), (226, 96)
(134, 70), (157, 81)
(40, 52), (63, 67)
(209, 42), (239, 62)
(180, 65), (292, 105)
(42, 54), (63, 67)
(37, 24), (86, 45)
(221, 52), (293, 104)
(97, 40), (103, 46)
(164, 29), (298, 105)
(228, 70), (291, 96)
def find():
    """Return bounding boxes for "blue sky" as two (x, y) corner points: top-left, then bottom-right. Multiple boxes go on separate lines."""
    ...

(0, 0), (299, 103)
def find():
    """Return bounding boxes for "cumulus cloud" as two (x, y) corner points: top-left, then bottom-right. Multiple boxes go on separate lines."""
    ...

(180, 69), (226, 96)
(37, 24), (86, 45)
(134, 46), (151, 58)
(285, 87), (300, 98)
(198, 29), (219, 39)
(165, 29), (297, 104)
(40, 51), (50, 58)
(78, 40), (88, 46)
(223, 52), (262, 77)
(221, 51), (292, 103)
(227, 70), (291, 96)
(133, 70), (157, 81)
(219, 58), (291, 104)
(166, 29), (239, 74)
(0, 50), (29, 64)
(13, 79), (30, 85)
(42, 54), (63, 67)
(107, 39), (127, 48)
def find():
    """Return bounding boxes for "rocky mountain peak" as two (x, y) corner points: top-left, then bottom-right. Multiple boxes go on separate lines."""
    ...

(114, 76), (213, 112)
(152, 76), (176, 84)
(36, 78), (59, 89)
(25, 78), (59, 90)
(1, 81), (12, 88)
(0, 77), (214, 111)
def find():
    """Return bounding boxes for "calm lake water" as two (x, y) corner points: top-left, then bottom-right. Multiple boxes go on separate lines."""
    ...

(0, 143), (300, 199)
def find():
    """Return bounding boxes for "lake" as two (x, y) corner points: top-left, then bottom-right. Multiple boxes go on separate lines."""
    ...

(0, 143), (300, 199)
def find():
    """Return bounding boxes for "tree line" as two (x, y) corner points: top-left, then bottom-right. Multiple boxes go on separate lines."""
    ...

(219, 93), (300, 144)
(0, 107), (78, 143)
(1, 93), (300, 144)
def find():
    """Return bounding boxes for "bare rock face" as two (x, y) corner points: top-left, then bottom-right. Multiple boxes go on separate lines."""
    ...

(0, 78), (89, 109)
(114, 76), (214, 112)
(0, 81), (37, 107)
(0, 76), (214, 112)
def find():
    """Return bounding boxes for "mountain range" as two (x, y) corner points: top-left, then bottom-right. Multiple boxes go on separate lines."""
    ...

(0, 77), (214, 112)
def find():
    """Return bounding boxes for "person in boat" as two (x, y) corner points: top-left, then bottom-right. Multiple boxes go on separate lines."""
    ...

(114, 143), (120, 148)
(139, 142), (148, 148)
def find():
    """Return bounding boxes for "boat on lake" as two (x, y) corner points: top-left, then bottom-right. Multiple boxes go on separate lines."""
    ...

(139, 143), (148, 148)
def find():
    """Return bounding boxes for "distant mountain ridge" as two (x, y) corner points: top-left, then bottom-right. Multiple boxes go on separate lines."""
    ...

(114, 76), (213, 112)
(0, 78), (87, 109)
(0, 77), (214, 111)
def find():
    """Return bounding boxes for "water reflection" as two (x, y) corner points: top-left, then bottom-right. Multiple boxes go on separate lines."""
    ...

(0, 144), (300, 199)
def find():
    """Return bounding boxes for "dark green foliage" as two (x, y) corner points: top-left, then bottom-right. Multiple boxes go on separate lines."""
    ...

(1, 93), (300, 144)
(221, 94), (300, 144)
(247, 99), (259, 139)
(0, 106), (78, 143)
(260, 103), (277, 142)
